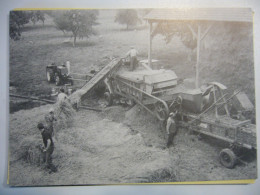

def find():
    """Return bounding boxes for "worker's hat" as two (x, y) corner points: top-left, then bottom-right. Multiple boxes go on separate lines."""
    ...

(49, 108), (54, 113)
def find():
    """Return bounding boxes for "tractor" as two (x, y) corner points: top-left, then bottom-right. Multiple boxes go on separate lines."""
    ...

(46, 63), (73, 86)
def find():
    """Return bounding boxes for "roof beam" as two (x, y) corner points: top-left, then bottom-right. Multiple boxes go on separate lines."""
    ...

(201, 24), (213, 41)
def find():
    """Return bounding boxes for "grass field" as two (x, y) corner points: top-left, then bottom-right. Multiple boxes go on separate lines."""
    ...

(9, 10), (256, 185)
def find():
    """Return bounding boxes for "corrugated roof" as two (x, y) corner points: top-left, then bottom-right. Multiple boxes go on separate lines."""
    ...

(143, 8), (253, 22)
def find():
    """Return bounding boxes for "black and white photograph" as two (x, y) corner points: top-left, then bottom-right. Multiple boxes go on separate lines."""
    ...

(8, 8), (257, 186)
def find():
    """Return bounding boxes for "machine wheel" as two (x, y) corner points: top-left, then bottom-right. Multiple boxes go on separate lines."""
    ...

(55, 75), (61, 86)
(46, 69), (53, 82)
(176, 96), (183, 105)
(104, 92), (113, 106)
(219, 148), (237, 168)
(155, 101), (169, 121)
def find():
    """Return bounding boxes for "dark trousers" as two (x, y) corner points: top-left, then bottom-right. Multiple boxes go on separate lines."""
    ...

(166, 127), (178, 147)
(167, 133), (175, 148)
(44, 146), (54, 166)
(130, 56), (137, 71)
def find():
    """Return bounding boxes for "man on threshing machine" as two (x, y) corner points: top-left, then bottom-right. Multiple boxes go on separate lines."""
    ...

(126, 46), (138, 71)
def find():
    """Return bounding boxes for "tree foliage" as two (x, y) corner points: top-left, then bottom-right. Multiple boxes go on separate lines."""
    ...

(152, 22), (197, 50)
(114, 9), (140, 30)
(9, 11), (45, 40)
(53, 10), (98, 46)
(30, 11), (45, 26)
(9, 11), (31, 40)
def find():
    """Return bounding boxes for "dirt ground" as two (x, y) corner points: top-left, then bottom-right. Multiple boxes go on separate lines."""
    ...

(9, 10), (257, 186)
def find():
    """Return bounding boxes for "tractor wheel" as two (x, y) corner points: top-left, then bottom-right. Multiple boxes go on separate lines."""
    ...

(104, 92), (113, 106)
(155, 101), (169, 121)
(68, 78), (73, 86)
(46, 69), (53, 82)
(55, 75), (61, 86)
(219, 148), (237, 168)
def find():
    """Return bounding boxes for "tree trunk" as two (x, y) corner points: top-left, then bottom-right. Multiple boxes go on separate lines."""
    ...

(73, 35), (76, 47)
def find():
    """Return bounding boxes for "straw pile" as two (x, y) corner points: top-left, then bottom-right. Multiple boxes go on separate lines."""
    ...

(53, 99), (76, 132)
(69, 89), (85, 110)
(9, 97), (76, 166)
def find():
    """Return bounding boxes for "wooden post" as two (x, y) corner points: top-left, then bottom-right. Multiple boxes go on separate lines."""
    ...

(148, 21), (152, 68)
(195, 24), (201, 88)
(220, 89), (230, 116)
(212, 85), (219, 118)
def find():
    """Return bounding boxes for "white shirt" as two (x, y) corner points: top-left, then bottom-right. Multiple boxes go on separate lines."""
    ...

(166, 117), (175, 134)
(126, 49), (138, 57)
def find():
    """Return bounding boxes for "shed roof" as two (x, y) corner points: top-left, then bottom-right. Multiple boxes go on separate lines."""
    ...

(144, 8), (253, 23)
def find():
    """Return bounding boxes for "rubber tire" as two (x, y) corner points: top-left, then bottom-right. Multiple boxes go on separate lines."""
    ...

(219, 148), (237, 169)
(68, 78), (73, 86)
(104, 92), (113, 106)
(55, 75), (61, 86)
(46, 69), (52, 82)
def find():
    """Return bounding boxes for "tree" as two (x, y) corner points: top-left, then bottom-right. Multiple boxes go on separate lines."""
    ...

(53, 10), (98, 47)
(30, 11), (45, 26)
(114, 9), (140, 30)
(152, 22), (197, 50)
(9, 11), (31, 40)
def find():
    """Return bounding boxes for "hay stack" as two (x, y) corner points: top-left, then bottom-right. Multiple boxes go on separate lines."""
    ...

(53, 100), (76, 132)
(69, 89), (85, 110)
(13, 136), (44, 166)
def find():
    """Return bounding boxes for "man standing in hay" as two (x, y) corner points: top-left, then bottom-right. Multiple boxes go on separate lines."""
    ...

(55, 87), (75, 129)
(166, 111), (178, 148)
(37, 123), (57, 173)
(44, 108), (57, 137)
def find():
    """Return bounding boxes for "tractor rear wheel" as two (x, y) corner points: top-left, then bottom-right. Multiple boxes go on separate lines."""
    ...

(68, 78), (73, 86)
(104, 92), (113, 106)
(219, 148), (237, 168)
(55, 75), (61, 86)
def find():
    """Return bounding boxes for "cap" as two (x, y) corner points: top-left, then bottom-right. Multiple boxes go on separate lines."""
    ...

(49, 108), (54, 113)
